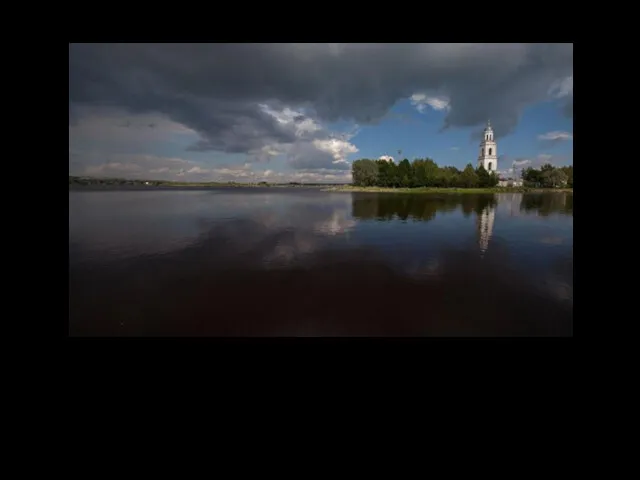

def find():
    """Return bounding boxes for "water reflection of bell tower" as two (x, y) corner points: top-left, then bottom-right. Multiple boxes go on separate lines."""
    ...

(477, 204), (495, 255)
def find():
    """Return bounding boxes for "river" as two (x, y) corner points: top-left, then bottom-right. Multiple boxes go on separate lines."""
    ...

(69, 189), (573, 336)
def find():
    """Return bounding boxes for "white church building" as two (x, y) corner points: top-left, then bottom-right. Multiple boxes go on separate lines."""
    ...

(477, 120), (523, 187)
(477, 120), (498, 173)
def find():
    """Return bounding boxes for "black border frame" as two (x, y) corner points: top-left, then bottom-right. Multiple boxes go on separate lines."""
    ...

(62, 21), (584, 385)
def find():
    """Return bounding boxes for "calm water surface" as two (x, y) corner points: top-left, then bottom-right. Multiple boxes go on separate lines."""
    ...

(69, 188), (573, 336)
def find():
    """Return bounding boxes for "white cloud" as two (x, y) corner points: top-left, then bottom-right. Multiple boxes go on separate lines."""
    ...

(187, 166), (210, 174)
(410, 93), (450, 113)
(507, 154), (569, 170)
(513, 159), (531, 167)
(258, 104), (322, 137)
(210, 163), (253, 178)
(252, 105), (359, 170)
(312, 138), (359, 165)
(73, 152), (190, 171)
(213, 168), (250, 176)
(288, 170), (352, 182)
(85, 162), (142, 175)
(450, 147), (460, 151)
(73, 145), (352, 184)
(209, 166), (351, 184)
(248, 143), (295, 165)
(549, 75), (573, 98)
(379, 155), (394, 162)
(251, 144), (287, 161)
(73, 152), (210, 181)
(538, 131), (573, 141)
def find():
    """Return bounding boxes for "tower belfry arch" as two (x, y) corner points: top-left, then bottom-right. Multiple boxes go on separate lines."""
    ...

(477, 120), (498, 173)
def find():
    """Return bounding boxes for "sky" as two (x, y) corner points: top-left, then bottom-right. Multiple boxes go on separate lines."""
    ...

(69, 43), (573, 183)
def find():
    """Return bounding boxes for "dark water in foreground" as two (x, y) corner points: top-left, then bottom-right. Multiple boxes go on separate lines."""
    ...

(69, 189), (573, 336)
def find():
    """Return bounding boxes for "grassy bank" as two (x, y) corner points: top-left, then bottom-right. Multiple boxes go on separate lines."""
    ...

(321, 186), (573, 194)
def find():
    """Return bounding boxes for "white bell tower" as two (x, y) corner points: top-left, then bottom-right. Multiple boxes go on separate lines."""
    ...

(477, 120), (498, 173)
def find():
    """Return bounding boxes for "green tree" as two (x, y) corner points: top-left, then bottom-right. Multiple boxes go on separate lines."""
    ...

(386, 161), (399, 187)
(540, 163), (555, 174)
(435, 166), (457, 187)
(349, 154), (567, 189)
(376, 159), (391, 187)
(423, 159), (439, 187)
(542, 168), (568, 188)
(398, 159), (412, 187)
(476, 165), (491, 187)
(522, 167), (542, 186)
(460, 163), (479, 188)
(351, 159), (379, 186)
(488, 172), (499, 187)
(412, 159), (427, 187)
(561, 165), (573, 187)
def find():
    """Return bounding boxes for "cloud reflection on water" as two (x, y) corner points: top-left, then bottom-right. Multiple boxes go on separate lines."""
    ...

(69, 190), (573, 336)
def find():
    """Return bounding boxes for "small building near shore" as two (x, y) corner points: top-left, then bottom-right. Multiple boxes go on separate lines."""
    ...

(498, 178), (523, 188)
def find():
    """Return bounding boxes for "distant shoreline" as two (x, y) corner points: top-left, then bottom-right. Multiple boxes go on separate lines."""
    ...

(68, 183), (326, 190)
(321, 186), (574, 194)
(68, 177), (572, 194)
(68, 176), (337, 189)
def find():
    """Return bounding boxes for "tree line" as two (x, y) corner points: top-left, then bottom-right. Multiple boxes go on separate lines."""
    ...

(351, 158), (500, 188)
(521, 164), (573, 188)
(69, 176), (158, 186)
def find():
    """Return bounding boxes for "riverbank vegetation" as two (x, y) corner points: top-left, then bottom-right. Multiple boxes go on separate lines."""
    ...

(351, 158), (499, 188)
(522, 164), (573, 188)
(351, 158), (573, 190)
(328, 186), (528, 193)
(324, 185), (573, 194)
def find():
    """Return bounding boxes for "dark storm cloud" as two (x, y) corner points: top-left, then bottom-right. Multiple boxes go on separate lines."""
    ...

(69, 104), (80, 126)
(69, 43), (573, 152)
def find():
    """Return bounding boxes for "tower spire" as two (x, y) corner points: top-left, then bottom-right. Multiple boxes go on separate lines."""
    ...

(487, 118), (491, 128)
